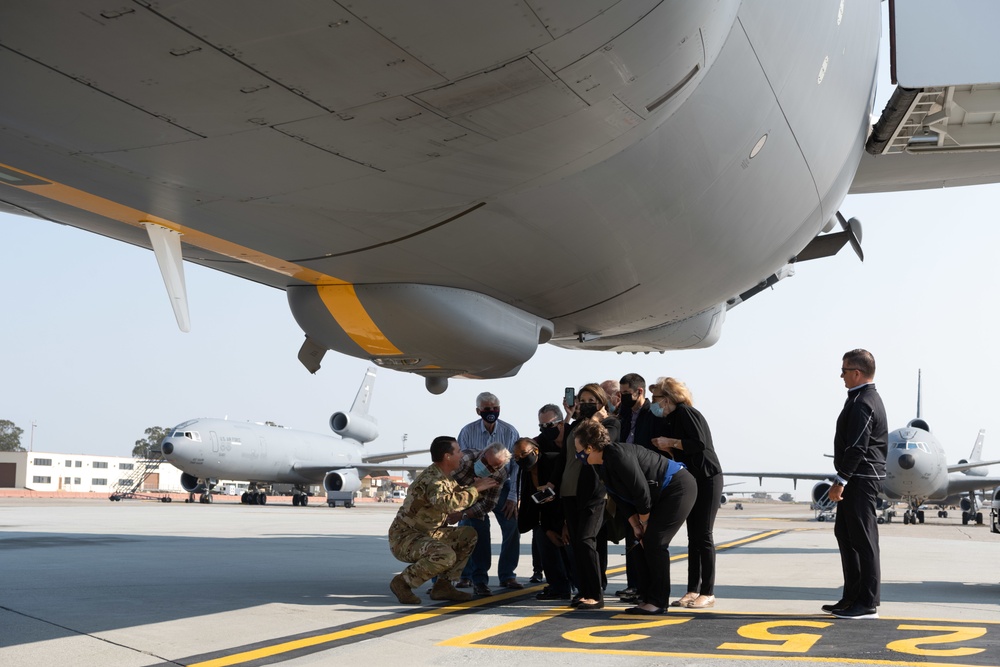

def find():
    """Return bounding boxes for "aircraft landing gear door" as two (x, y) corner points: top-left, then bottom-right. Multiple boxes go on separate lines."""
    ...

(259, 437), (266, 460)
(210, 431), (219, 453)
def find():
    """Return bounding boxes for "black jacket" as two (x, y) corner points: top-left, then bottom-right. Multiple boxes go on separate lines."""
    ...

(517, 448), (564, 534)
(553, 416), (620, 500)
(618, 400), (658, 449)
(597, 442), (671, 516)
(656, 403), (722, 479)
(834, 383), (887, 481)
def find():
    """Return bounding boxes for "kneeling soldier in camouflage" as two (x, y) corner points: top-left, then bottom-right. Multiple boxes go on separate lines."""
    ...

(388, 436), (498, 604)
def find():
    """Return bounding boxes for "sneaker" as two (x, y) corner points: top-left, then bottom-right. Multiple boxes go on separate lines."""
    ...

(529, 572), (545, 584)
(473, 583), (492, 597)
(831, 603), (878, 619)
(429, 579), (473, 602)
(390, 574), (421, 605)
(455, 578), (473, 588)
(820, 599), (852, 614)
(501, 578), (524, 590)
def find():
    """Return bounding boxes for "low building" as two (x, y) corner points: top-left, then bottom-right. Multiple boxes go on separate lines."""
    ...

(0, 450), (185, 493)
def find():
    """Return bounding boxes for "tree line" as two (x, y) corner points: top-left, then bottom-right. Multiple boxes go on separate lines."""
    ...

(0, 419), (170, 458)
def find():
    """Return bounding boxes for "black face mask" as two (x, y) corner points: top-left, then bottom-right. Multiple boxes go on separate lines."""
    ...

(539, 425), (560, 442)
(619, 392), (634, 409)
(578, 403), (599, 420)
(516, 452), (538, 470)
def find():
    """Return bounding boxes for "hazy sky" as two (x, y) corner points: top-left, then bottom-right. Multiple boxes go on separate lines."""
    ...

(2, 7), (998, 500)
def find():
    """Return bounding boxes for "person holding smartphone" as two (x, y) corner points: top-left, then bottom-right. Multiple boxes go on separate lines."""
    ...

(514, 437), (572, 600)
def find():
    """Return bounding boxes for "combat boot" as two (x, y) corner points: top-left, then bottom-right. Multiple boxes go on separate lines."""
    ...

(429, 578), (473, 602)
(390, 574), (421, 604)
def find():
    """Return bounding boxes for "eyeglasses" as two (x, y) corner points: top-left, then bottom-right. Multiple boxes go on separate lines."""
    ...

(538, 419), (561, 429)
(840, 368), (861, 374)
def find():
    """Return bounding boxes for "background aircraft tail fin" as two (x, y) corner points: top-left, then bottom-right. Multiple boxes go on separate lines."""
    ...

(350, 367), (378, 416)
(969, 429), (986, 461)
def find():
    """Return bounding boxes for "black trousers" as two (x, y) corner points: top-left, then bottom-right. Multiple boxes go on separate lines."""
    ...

(834, 477), (882, 607)
(563, 493), (607, 601)
(686, 473), (723, 595)
(635, 468), (697, 609)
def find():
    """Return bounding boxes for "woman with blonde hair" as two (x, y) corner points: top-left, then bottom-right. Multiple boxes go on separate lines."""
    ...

(650, 377), (724, 609)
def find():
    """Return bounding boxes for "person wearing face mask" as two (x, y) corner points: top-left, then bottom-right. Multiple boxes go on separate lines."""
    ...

(514, 437), (572, 600)
(456, 393), (522, 594)
(601, 380), (621, 416)
(574, 419), (696, 615)
(649, 377), (724, 610)
(614, 372), (658, 603)
(528, 404), (566, 582)
(446, 443), (512, 597)
(556, 383), (620, 610)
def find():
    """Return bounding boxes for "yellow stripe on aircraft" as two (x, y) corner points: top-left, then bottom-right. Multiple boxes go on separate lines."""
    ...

(0, 161), (401, 355)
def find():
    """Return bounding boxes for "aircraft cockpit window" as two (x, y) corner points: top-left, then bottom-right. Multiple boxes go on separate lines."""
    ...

(907, 443), (917, 449)
(186, 431), (202, 442)
(917, 442), (929, 452)
(894, 443), (907, 449)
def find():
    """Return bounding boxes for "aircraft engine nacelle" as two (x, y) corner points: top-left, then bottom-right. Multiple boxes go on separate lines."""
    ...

(719, 494), (728, 505)
(957, 459), (988, 476)
(180, 473), (207, 493)
(961, 496), (975, 513)
(812, 482), (833, 509)
(323, 468), (361, 494)
(329, 411), (379, 444)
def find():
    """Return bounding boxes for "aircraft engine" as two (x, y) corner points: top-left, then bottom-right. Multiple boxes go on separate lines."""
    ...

(329, 411), (379, 443)
(719, 494), (728, 505)
(180, 473), (206, 493)
(324, 468), (361, 493)
(812, 482), (833, 508)
(957, 459), (988, 476)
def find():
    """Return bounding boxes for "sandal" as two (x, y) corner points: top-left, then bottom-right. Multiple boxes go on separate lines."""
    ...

(670, 592), (698, 607)
(685, 594), (715, 608)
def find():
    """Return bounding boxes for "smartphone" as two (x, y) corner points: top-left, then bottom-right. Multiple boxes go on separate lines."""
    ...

(532, 487), (556, 504)
(564, 387), (575, 407)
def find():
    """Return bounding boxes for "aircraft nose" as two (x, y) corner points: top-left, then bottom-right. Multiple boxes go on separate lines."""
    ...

(897, 453), (915, 470)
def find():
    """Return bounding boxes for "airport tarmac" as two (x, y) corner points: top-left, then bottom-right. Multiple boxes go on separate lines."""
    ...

(0, 499), (997, 667)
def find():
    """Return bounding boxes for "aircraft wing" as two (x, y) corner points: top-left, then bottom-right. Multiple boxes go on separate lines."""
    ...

(947, 459), (1000, 474)
(850, 85), (1000, 195)
(944, 474), (1000, 497)
(363, 449), (429, 465)
(291, 462), (428, 481)
(727, 472), (834, 486)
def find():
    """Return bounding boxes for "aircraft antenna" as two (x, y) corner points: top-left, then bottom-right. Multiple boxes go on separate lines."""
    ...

(916, 369), (922, 418)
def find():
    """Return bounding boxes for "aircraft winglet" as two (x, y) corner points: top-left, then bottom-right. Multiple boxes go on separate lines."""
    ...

(141, 222), (190, 332)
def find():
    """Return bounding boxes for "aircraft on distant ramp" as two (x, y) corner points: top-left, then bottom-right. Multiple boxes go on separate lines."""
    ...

(4, 4), (1000, 391)
(160, 368), (423, 506)
(730, 373), (1000, 525)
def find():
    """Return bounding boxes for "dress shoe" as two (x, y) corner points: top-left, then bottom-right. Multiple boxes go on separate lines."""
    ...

(389, 574), (421, 605)
(569, 595), (583, 607)
(821, 599), (852, 614)
(618, 591), (639, 602)
(473, 583), (492, 597)
(575, 600), (604, 610)
(429, 578), (472, 602)
(832, 603), (878, 619)
(455, 578), (473, 589)
(501, 578), (524, 590)
(614, 587), (637, 597)
(624, 606), (664, 615)
(535, 588), (571, 601)
(670, 592), (698, 607)
(529, 572), (545, 584)
(686, 595), (715, 609)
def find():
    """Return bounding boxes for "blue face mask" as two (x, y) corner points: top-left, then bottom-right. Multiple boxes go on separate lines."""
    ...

(574, 449), (590, 464)
(649, 402), (664, 418)
(474, 459), (491, 478)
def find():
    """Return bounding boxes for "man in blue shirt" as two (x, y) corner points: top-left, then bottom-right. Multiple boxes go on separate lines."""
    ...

(455, 392), (521, 596)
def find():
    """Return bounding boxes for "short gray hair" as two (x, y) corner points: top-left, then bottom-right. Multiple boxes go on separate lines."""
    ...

(476, 392), (499, 408)
(483, 442), (511, 464)
(538, 404), (564, 420)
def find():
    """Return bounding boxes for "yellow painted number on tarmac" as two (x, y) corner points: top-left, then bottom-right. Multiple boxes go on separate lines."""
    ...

(887, 624), (987, 657)
(718, 620), (831, 653)
(563, 616), (691, 644)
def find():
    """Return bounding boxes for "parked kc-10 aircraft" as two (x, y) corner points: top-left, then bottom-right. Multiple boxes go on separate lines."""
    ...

(730, 371), (1000, 526)
(160, 368), (423, 505)
(3, 3), (1000, 392)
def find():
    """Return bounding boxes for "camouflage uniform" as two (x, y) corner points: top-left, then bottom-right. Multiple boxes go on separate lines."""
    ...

(388, 464), (480, 588)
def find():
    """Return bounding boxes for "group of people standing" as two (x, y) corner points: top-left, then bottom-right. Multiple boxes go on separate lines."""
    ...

(388, 350), (888, 622)
(388, 373), (725, 615)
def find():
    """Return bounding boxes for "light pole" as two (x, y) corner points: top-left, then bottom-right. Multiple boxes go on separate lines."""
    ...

(30, 420), (36, 452)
